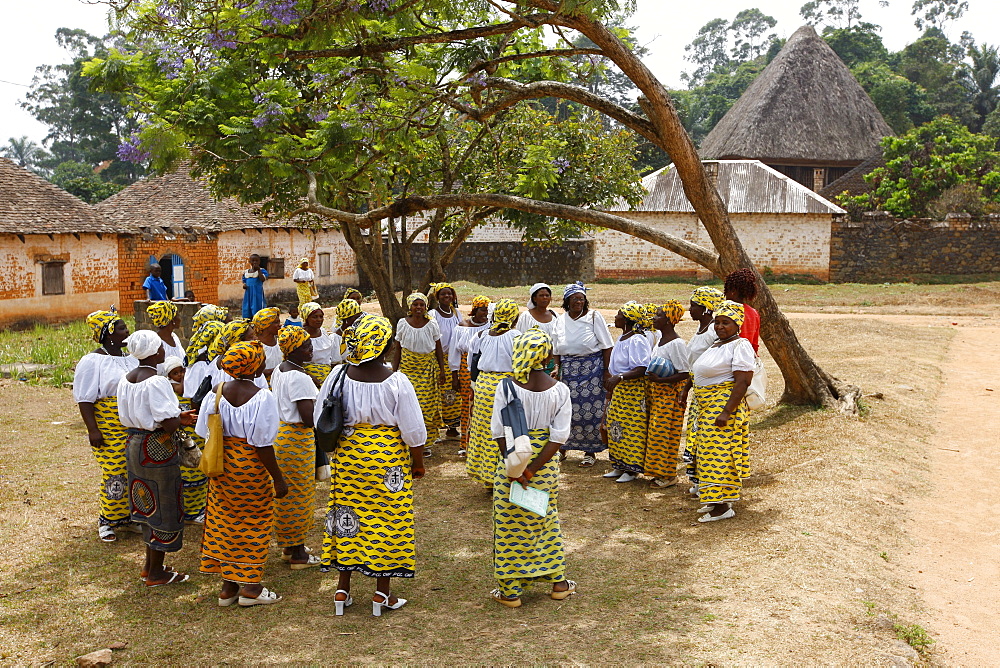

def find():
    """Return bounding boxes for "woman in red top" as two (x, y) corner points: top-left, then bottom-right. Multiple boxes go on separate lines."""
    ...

(724, 269), (760, 353)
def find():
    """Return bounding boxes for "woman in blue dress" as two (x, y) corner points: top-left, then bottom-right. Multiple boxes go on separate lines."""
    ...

(241, 254), (269, 319)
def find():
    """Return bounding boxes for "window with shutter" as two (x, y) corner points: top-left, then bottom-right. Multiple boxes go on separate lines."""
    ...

(318, 253), (331, 276)
(42, 263), (65, 295)
(269, 257), (285, 278)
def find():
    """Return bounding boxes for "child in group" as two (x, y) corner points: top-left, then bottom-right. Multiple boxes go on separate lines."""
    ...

(163, 356), (186, 396)
(284, 304), (303, 328)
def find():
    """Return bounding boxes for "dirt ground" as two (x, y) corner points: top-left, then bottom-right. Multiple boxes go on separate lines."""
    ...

(0, 296), (994, 665)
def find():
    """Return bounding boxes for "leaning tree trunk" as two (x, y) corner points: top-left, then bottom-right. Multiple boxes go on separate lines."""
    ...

(342, 219), (406, 321)
(574, 16), (859, 411)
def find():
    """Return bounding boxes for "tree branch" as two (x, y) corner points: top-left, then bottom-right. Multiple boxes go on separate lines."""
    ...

(469, 47), (605, 73)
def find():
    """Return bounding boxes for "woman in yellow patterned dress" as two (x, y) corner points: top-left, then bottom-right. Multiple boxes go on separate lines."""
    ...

(689, 301), (755, 522)
(644, 300), (691, 488)
(429, 283), (463, 439)
(147, 300), (184, 373)
(489, 329), (575, 607)
(602, 301), (653, 483)
(270, 326), (322, 569)
(392, 293), (446, 457)
(449, 295), (491, 456)
(466, 298), (521, 487)
(73, 309), (139, 542)
(314, 315), (426, 616)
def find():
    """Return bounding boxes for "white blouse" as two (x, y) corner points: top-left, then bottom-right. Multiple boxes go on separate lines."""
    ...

(433, 310), (461, 355)
(313, 370), (426, 447)
(183, 359), (212, 399)
(195, 388), (280, 448)
(554, 310), (614, 357)
(608, 334), (652, 376)
(472, 330), (519, 373)
(688, 326), (720, 367)
(309, 329), (336, 366)
(271, 365), (319, 423)
(448, 321), (490, 371)
(263, 343), (282, 371)
(116, 375), (181, 431)
(73, 352), (139, 403)
(395, 318), (441, 354)
(515, 310), (559, 342)
(156, 333), (185, 374)
(692, 338), (756, 387)
(292, 267), (315, 282)
(652, 337), (691, 373)
(209, 359), (268, 389)
(490, 381), (573, 444)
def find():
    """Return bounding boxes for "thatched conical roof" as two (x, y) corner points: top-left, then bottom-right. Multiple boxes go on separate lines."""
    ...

(699, 25), (892, 165)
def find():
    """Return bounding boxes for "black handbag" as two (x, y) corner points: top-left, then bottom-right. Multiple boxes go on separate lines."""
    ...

(469, 351), (483, 383)
(315, 365), (349, 453)
(190, 374), (213, 410)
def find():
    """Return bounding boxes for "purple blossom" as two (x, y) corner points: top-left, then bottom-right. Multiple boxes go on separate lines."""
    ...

(117, 132), (151, 164)
(367, 0), (392, 10)
(205, 30), (239, 50)
(466, 71), (488, 87)
(552, 157), (571, 174)
(154, 42), (187, 79)
(309, 110), (329, 122)
(258, 0), (301, 27)
(253, 103), (285, 128)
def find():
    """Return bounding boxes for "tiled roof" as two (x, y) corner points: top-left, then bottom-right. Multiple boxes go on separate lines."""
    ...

(0, 157), (118, 234)
(97, 163), (294, 235)
(818, 155), (885, 201)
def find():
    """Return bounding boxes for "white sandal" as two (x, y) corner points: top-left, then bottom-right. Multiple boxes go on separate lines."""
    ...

(289, 554), (321, 570)
(334, 589), (354, 616)
(372, 590), (407, 616)
(280, 545), (313, 563)
(238, 587), (283, 607)
(98, 525), (116, 543)
(698, 507), (735, 523)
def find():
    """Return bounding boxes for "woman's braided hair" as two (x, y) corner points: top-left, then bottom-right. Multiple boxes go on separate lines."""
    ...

(724, 268), (758, 302)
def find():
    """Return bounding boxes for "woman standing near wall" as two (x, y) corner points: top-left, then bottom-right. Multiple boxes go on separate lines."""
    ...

(241, 254), (268, 319)
(429, 283), (463, 439)
(392, 293), (446, 457)
(466, 298), (520, 487)
(147, 301), (184, 373)
(553, 282), (613, 467)
(644, 301), (690, 489)
(74, 309), (139, 543)
(602, 301), (653, 483)
(449, 296), (491, 456)
(292, 258), (319, 307)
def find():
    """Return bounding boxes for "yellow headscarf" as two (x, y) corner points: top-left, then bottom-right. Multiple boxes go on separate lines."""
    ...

(343, 288), (363, 303)
(429, 282), (454, 300)
(87, 308), (120, 344)
(300, 301), (323, 322)
(471, 295), (491, 310)
(297, 257), (310, 269)
(511, 329), (553, 383)
(691, 286), (724, 312)
(343, 315), (393, 366)
(147, 300), (178, 328)
(657, 300), (685, 326)
(491, 298), (520, 333)
(278, 325), (311, 358)
(209, 318), (252, 360)
(186, 319), (224, 365)
(251, 307), (280, 334)
(406, 292), (429, 317)
(335, 299), (361, 325)
(621, 300), (652, 332)
(220, 340), (266, 379)
(715, 300), (746, 328)
(192, 304), (226, 331)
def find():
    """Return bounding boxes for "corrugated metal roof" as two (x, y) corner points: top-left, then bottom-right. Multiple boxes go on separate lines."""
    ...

(611, 160), (845, 215)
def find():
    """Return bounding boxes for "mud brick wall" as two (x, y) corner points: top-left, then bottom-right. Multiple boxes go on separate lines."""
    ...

(829, 214), (1000, 282)
(358, 240), (596, 290)
(118, 233), (219, 306)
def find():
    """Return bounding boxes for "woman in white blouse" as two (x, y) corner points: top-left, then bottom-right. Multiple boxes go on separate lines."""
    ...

(292, 258), (318, 306)
(147, 300), (184, 373)
(644, 301), (691, 488)
(449, 295), (491, 456)
(74, 309), (139, 543)
(117, 330), (197, 587)
(429, 283), (463, 438)
(682, 286), (725, 477)
(270, 327), (321, 569)
(489, 329), (575, 608)
(466, 298), (521, 487)
(602, 301), (653, 483)
(553, 282), (613, 467)
(392, 293), (446, 456)
(315, 315), (426, 617)
(299, 302), (335, 386)
(195, 341), (289, 607)
(688, 301), (755, 523)
(515, 283), (559, 356)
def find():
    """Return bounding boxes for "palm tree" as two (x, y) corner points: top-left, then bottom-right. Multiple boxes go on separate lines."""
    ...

(962, 44), (1000, 131)
(0, 136), (49, 172)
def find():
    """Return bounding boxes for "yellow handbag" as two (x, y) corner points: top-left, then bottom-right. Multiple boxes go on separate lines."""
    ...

(199, 383), (226, 478)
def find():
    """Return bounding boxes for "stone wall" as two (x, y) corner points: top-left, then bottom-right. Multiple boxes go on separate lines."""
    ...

(358, 240), (596, 290)
(829, 213), (1000, 282)
(131, 299), (204, 345)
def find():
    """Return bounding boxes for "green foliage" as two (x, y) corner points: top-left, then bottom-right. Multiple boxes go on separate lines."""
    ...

(49, 161), (126, 203)
(682, 10), (779, 87)
(0, 136), (50, 174)
(800, 0), (880, 32)
(893, 622), (935, 652)
(839, 116), (1000, 217)
(896, 30), (977, 128)
(823, 26), (888, 68)
(911, 0), (968, 32)
(852, 61), (935, 133)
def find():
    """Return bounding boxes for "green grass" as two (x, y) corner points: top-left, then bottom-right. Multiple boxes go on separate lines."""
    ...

(894, 622), (934, 652)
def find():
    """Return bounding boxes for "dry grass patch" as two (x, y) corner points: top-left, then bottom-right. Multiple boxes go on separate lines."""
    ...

(0, 317), (952, 665)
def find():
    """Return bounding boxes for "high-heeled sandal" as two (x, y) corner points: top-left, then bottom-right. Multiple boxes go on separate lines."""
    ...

(334, 589), (353, 616)
(372, 590), (407, 617)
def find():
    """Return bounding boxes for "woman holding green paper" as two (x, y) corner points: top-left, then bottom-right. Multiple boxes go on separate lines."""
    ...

(489, 328), (575, 608)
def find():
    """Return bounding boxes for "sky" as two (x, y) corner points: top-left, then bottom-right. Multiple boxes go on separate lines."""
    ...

(2, 0), (998, 149)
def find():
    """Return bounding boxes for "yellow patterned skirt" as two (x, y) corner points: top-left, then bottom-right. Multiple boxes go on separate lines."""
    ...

(606, 378), (649, 475)
(322, 424), (415, 577)
(302, 362), (332, 386)
(296, 281), (317, 307)
(467, 370), (511, 486)
(688, 382), (750, 504)
(177, 397), (208, 521)
(399, 348), (441, 443)
(200, 437), (274, 584)
(493, 428), (566, 597)
(91, 397), (131, 527)
(458, 354), (474, 450)
(644, 380), (686, 479)
(273, 422), (316, 548)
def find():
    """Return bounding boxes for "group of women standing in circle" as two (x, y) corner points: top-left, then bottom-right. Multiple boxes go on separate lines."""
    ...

(72, 268), (762, 613)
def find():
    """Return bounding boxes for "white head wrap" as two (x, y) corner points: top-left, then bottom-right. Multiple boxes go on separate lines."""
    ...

(126, 329), (164, 360)
(161, 356), (184, 376)
(527, 283), (552, 308)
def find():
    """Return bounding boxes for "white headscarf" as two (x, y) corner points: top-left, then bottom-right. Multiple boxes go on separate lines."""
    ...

(126, 329), (164, 360)
(161, 356), (184, 376)
(527, 283), (551, 308)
